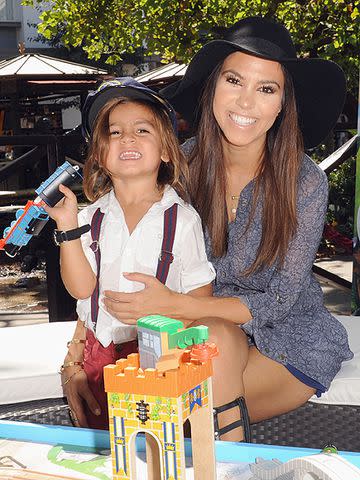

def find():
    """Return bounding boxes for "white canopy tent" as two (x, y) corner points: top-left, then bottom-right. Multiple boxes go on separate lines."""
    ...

(0, 53), (108, 77)
(136, 62), (187, 88)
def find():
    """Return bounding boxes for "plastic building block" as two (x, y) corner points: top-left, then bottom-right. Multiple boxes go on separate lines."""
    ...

(190, 342), (219, 363)
(137, 315), (184, 333)
(104, 315), (218, 480)
(168, 325), (208, 350)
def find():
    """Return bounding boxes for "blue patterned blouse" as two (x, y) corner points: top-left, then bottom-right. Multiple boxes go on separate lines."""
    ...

(183, 139), (353, 389)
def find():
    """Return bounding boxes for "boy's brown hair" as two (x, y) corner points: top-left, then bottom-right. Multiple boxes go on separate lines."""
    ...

(83, 97), (189, 202)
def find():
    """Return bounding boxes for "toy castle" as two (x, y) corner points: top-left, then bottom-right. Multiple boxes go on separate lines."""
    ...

(104, 315), (219, 480)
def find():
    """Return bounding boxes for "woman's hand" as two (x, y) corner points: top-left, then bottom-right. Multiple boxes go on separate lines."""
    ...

(62, 362), (100, 428)
(43, 184), (79, 230)
(103, 272), (178, 323)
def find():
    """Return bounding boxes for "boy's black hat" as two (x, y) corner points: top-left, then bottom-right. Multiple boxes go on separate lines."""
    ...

(161, 16), (346, 149)
(82, 77), (177, 139)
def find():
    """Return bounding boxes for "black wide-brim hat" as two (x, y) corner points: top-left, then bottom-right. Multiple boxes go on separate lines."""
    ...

(82, 77), (177, 140)
(161, 17), (346, 149)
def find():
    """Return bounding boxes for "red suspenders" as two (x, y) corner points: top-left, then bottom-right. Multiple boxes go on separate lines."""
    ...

(89, 203), (178, 329)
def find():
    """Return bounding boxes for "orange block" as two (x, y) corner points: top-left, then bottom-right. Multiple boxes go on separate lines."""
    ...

(104, 353), (213, 397)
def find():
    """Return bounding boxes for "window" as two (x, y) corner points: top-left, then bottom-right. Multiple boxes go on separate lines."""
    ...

(0, 0), (13, 22)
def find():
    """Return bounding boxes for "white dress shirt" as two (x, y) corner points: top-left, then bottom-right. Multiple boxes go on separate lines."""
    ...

(76, 186), (215, 347)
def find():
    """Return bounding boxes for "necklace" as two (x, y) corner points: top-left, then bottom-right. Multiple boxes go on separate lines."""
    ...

(230, 194), (240, 216)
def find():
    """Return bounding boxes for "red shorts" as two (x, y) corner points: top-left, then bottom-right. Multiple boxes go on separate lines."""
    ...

(83, 329), (138, 430)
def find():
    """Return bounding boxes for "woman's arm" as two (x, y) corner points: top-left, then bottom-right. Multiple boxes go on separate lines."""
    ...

(235, 161), (329, 327)
(103, 273), (252, 324)
(179, 288), (252, 323)
(44, 184), (96, 299)
(103, 204), (252, 325)
(104, 160), (328, 326)
(188, 283), (212, 297)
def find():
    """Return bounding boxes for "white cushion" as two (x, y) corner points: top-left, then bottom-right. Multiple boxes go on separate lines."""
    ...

(309, 315), (360, 406)
(0, 321), (75, 405)
(0, 316), (359, 407)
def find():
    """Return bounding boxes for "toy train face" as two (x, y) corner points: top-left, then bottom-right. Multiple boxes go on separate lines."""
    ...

(0, 161), (82, 256)
(2, 202), (49, 257)
(35, 161), (82, 207)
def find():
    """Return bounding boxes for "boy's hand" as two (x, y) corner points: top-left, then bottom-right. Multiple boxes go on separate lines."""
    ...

(43, 184), (79, 230)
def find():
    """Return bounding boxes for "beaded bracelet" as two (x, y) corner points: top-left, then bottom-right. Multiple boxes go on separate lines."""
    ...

(61, 367), (83, 387)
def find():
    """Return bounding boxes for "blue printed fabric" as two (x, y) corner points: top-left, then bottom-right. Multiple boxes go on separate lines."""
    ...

(183, 138), (353, 389)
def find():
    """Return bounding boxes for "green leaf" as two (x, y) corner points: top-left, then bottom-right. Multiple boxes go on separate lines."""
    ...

(22, 0), (359, 96)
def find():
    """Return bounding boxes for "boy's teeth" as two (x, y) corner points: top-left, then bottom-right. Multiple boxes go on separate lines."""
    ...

(119, 151), (141, 159)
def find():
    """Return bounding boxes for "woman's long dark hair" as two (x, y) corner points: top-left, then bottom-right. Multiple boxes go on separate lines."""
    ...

(188, 61), (303, 273)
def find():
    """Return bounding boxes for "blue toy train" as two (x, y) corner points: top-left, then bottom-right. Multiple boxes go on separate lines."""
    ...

(0, 161), (82, 257)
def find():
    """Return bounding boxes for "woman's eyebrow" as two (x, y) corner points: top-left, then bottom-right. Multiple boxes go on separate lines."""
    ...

(222, 68), (244, 79)
(222, 69), (281, 88)
(258, 79), (281, 88)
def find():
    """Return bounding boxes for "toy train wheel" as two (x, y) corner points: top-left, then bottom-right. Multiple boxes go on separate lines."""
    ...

(15, 209), (25, 219)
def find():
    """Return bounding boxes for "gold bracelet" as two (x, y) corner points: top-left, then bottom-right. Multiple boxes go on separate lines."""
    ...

(67, 339), (86, 348)
(61, 367), (83, 387)
(59, 361), (84, 373)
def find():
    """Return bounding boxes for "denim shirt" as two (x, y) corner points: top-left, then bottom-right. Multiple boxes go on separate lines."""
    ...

(183, 139), (353, 389)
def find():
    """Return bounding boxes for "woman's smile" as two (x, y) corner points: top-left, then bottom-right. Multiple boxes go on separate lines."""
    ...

(229, 112), (257, 127)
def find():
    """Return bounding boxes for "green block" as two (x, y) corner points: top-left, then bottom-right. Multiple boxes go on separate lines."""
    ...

(168, 325), (208, 349)
(137, 315), (184, 333)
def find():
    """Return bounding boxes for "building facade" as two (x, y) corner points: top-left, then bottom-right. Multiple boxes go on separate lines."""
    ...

(0, 1), (49, 58)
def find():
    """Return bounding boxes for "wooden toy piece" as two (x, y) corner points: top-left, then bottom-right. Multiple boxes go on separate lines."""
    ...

(104, 314), (219, 480)
(250, 452), (360, 480)
(0, 467), (79, 479)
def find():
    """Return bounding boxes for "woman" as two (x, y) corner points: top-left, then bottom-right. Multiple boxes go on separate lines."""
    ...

(103, 16), (353, 442)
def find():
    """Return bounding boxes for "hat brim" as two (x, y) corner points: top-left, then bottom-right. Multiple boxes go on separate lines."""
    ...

(161, 40), (346, 149)
(85, 86), (169, 136)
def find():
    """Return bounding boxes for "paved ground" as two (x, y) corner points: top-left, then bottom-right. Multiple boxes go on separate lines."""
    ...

(315, 255), (353, 316)
(0, 255), (354, 327)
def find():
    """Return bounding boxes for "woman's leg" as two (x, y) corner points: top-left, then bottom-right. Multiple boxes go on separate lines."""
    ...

(189, 318), (250, 441)
(243, 346), (315, 423)
(193, 318), (315, 441)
